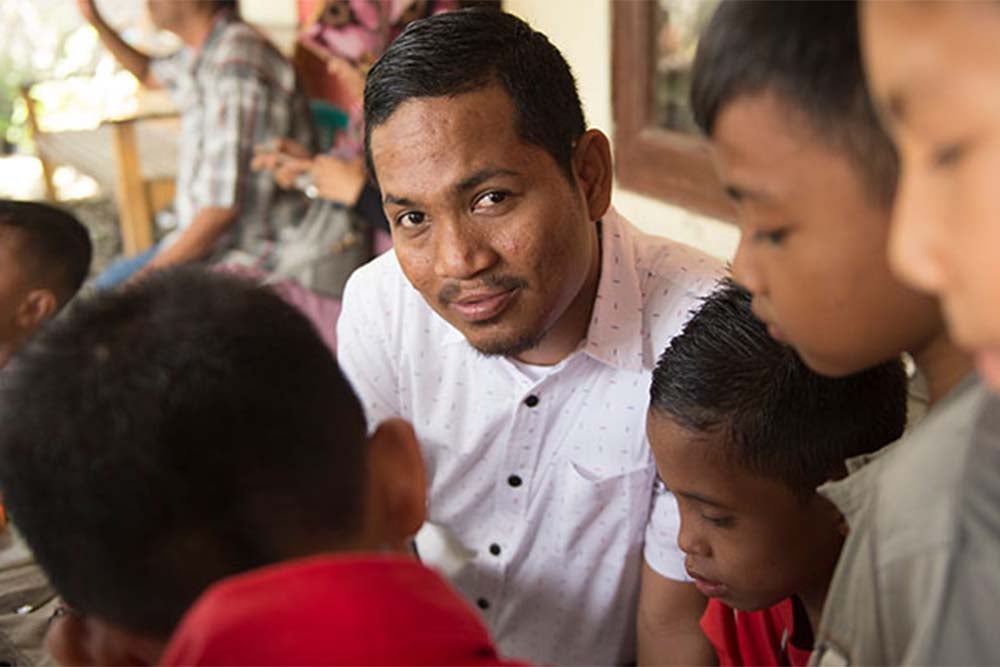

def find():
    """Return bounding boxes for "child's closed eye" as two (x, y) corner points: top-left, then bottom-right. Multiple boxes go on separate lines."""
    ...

(700, 513), (735, 528)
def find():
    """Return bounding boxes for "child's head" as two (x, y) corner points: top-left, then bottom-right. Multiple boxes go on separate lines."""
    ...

(0, 200), (92, 366)
(860, 2), (1000, 392)
(690, 0), (943, 377)
(0, 268), (425, 665)
(647, 279), (907, 613)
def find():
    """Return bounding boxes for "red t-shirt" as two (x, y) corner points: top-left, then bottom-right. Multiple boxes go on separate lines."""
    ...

(160, 553), (525, 666)
(700, 597), (813, 667)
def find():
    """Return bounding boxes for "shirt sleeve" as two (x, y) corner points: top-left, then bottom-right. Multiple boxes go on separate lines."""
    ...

(149, 50), (184, 91)
(643, 474), (692, 581)
(336, 266), (402, 433)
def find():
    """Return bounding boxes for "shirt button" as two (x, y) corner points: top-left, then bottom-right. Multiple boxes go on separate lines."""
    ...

(507, 474), (523, 487)
(524, 394), (540, 407)
(489, 543), (501, 556)
(477, 597), (490, 610)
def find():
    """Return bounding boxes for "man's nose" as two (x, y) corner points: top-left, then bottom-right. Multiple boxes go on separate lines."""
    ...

(433, 216), (498, 280)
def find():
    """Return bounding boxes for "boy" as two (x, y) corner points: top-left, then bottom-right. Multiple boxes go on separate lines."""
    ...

(0, 199), (92, 666)
(0, 200), (91, 367)
(0, 268), (516, 666)
(648, 279), (907, 666)
(846, 2), (1000, 663)
(690, 1), (984, 663)
(861, 2), (1000, 395)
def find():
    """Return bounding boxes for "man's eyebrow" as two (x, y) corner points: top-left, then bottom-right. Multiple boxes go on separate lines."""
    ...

(678, 491), (733, 510)
(382, 168), (521, 207)
(454, 168), (520, 194)
(383, 194), (417, 207)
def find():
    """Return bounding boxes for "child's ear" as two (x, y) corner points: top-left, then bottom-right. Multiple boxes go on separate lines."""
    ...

(16, 289), (58, 333)
(366, 418), (427, 550)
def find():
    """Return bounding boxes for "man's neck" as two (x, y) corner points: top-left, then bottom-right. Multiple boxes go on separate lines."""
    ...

(911, 332), (974, 407)
(175, 9), (224, 52)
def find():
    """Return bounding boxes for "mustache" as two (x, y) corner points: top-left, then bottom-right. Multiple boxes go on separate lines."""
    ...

(437, 275), (527, 306)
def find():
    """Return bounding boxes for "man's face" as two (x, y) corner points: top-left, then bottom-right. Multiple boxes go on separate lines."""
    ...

(862, 2), (1000, 392)
(370, 84), (605, 363)
(648, 412), (843, 612)
(713, 91), (941, 377)
(146, 0), (187, 32)
(0, 229), (31, 355)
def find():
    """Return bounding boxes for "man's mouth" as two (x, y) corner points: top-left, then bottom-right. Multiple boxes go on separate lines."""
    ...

(448, 288), (520, 323)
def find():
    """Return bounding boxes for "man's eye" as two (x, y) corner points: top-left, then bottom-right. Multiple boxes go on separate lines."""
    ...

(752, 227), (788, 246)
(473, 190), (511, 211)
(396, 211), (426, 228)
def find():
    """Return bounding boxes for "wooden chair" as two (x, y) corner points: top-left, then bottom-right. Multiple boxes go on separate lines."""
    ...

(20, 83), (179, 256)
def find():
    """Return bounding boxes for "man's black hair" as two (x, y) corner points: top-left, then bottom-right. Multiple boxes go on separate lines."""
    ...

(650, 278), (907, 497)
(363, 8), (586, 183)
(0, 200), (92, 305)
(690, 0), (897, 206)
(0, 268), (368, 639)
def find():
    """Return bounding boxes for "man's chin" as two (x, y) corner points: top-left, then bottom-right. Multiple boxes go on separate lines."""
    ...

(466, 328), (544, 359)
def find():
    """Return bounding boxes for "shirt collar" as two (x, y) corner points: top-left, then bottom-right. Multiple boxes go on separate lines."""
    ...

(189, 8), (237, 68)
(440, 208), (644, 372)
(581, 208), (644, 372)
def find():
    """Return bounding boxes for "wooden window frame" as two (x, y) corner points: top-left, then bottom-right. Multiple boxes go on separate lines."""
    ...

(611, 0), (733, 221)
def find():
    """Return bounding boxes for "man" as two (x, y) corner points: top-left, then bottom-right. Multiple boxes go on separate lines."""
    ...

(76, 0), (314, 285)
(337, 10), (723, 665)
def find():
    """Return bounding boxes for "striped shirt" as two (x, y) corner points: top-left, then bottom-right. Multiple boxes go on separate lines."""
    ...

(151, 9), (314, 264)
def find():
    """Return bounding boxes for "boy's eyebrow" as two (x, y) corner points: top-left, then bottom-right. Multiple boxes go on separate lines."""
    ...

(678, 490), (733, 511)
(882, 91), (908, 127)
(724, 183), (766, 204)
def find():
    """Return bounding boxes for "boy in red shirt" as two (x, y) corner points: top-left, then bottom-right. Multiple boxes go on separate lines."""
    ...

(0, 268), (518, 666)
(647, 280), (907, 666)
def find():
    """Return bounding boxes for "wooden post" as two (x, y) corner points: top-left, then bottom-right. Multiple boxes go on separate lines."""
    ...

(110, 119), (155, 256)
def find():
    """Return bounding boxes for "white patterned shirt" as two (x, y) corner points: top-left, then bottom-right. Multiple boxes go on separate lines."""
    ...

(337, 209), (723, 665)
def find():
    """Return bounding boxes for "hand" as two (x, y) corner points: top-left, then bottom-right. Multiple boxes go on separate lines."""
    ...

(312, 155), (366, 206)
(76, 0), (103, 25)
(274, 155), (314, 190)
(251, 138), (313, 171)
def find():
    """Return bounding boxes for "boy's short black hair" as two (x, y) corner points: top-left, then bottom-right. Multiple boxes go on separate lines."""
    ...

(690, 0), (897, 207)
(0, 268), (368, 639)
(650, 278), (907, 497)
(364, 8), (586, 183)
(0, 200), (92, 305)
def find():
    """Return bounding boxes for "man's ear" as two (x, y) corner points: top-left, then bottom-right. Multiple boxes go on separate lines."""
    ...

(366, 418), (427, 550)
(47, 610), (163, 667)
(16, 288), (58, 333)
(571, 128), (613, 222)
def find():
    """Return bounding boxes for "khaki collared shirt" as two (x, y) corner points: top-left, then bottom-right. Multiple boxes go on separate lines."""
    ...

(812, 375), (1000, 665)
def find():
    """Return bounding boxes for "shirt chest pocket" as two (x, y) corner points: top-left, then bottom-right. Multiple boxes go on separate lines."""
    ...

(555, 459), (655, 559)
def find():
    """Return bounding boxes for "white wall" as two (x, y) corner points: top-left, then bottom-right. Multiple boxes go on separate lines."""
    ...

(505, 0), (738, 261)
